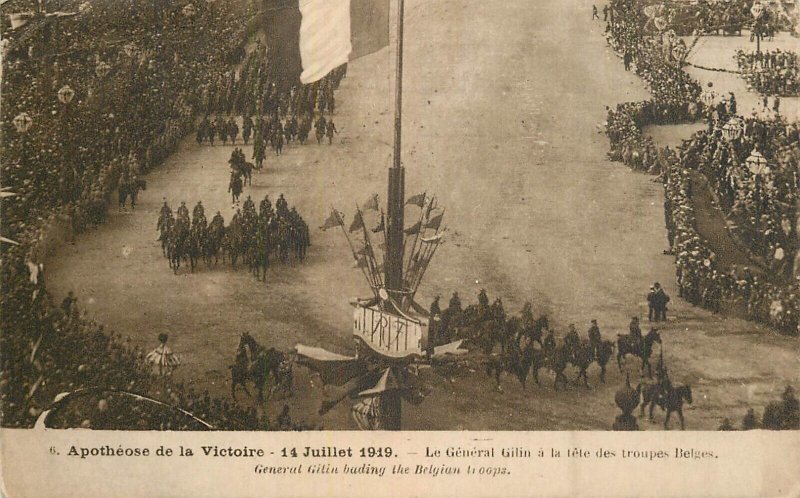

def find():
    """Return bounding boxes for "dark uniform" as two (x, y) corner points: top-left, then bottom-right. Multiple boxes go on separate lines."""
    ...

(276, 194), (289, 219)
(588, 319), (601, 357)
(427, 295), (441, 357)
(564, 324), (580, 352)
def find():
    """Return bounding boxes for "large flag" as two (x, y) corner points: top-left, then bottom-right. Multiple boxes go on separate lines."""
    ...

(267, 0), (390, 85)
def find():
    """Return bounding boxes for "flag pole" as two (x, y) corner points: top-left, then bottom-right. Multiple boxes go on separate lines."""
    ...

(403, 193), (429, 284)
(356, 204), (383, 290)
(385, 0), (406, 310)
(334, 207), (376, 293)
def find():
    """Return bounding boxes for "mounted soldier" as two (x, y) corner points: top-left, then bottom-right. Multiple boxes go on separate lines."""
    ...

(587, 319), (601, 357)
(276, 193), (289, 219)
(564, 323), (580, 356)
(242, 115), (253, 145)
(227, 116), (239, 145)
(176, 201), (190, 225)
(192, 201), (205, 223)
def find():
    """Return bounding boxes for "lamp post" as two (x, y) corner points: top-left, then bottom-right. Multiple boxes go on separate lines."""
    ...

(722, 116), (744, 142)
(58, 85), (77, 203)
(751, 2), (765, 55)
(746, 147), (770, 235)
(13, 112), (34, 187)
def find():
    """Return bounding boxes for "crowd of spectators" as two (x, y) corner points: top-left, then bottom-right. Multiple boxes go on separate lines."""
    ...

(604, 0), (799, 335)
(678, 120), (798, 279)
(1, 0), (322, 428)
(735, 49), (800, 96)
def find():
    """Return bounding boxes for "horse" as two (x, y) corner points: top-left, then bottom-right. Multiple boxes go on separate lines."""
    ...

(167, 221), (189, 273)
(118, 178), (147, 210)
(639, 383), (693, 430)
(521, 313), (548, 347)
(249, 226), (270, 282)
(484, 336), (534, 392)
(205, 221), (225, 266)
(592, 339), (615, 383)
(230, 332), (293, 403)
(157, 212), (174, 257)
(617, 327), (661, 378)
(568, 340), (594, 388)
(187, 222), (206, 271)
(530, 343), (570, 390)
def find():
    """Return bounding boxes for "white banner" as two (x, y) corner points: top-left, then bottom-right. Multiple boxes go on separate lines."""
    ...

(299, 0), (352, 84)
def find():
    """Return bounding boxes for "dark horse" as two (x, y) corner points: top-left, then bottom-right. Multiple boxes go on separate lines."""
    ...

(484, 336), (534, 391)
(616, 328), (661, 378)
(229, 332), (293, 403)
(639, 383), (693, 430)
(118, 178), (147, 210)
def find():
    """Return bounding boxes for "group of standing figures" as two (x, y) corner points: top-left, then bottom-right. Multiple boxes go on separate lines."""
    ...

(156, 194), (310, 279)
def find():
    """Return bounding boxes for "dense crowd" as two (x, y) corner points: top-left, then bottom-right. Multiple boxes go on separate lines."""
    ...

(678, 121), (798, 277)
(0, 0), (330, 428)
(604, 0), (798, 335)
(657, 0), (794, 37)
(736, 49), (800, 96)
(662, 150), (798, 332)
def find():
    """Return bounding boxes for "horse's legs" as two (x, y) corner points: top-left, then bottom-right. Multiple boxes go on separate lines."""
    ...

(649, 398), (657, 422)
(617, 351), (624, 371)
(678, 409), (685, 431)
(664, 409), (672, 430)
(600, 363), (607, 383)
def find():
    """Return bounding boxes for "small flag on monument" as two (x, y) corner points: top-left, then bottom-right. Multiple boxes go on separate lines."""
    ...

(363, 194), (379, 211)
(404, 221), (422, 235)
(349, 211), (365, 233)
(425, 213), (443, 230)
(320, 209), (344, 230)
(405, 193), (426, 207)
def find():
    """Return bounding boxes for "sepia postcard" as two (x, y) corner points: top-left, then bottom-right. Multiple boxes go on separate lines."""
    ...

(1, 0), (799, 495)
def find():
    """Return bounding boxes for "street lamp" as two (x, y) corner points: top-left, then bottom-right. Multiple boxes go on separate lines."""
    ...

(750, 1), (765, 54)
(57, 84), (75, 104)
(13, 112), (33, 134)
(746, 147), (770, 234)
(722, 116), (744, 141)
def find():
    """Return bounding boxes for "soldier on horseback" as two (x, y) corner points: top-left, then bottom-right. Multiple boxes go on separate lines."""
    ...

(543, 329), (556, 354)
(629, 316), (642, 355)
(564, 324), (580, 355)
(259, 195), (273, 220)
(159, 198), (172, 221)
(588, 319), (601, 357)
(177, 201), (190, 225)
(192, 201), (205, 224)
(478, 289), (489, 309)
(227, 116), (239, 145)
(276, 194), (289, 219)
(242, 115), (253, 145)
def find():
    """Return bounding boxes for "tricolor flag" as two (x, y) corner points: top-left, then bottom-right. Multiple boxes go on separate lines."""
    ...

(265, 0), (390, 85)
